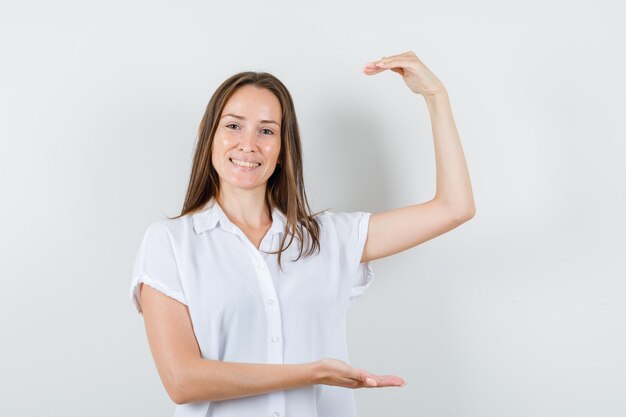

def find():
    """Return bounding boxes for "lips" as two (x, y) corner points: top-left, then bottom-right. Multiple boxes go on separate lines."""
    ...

(229, 158), (261, 169)
(230, 157), (261, 165)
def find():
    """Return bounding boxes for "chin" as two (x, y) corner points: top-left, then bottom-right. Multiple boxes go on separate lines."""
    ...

(222, 176), (268, 190)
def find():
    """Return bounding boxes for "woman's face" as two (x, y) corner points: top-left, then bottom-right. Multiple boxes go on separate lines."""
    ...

(212, 85), (282, 194)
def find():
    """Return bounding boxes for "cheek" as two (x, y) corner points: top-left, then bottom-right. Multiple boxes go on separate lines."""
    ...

(211, 143), (226, 167)
(215, 128), (235, 142)
(261, 141), (281, 160)
(215, 135), (232, 148)
(212, 135), (231, 157)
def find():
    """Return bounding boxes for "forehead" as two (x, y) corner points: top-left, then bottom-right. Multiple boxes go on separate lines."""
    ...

(222, 85), (282, 119)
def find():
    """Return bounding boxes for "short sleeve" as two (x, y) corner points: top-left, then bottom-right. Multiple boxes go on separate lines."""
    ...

(323, 211), (375, 305)
(129, 221), (187, 316)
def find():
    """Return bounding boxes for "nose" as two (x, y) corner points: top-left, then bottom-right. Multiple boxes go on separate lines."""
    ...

(238, 130), (256, 152)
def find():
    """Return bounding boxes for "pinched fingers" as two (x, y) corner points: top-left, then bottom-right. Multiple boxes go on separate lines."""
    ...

(371, 373), (407, 387)
(317, 358), (406, 389)
(362, 50), (445, 96)
(352, 368), (379, 387)
(353, 368), (406, 388)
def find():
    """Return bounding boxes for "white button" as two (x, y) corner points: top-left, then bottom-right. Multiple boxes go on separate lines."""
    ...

(258, 264), (266, 270)
(271, 336), (280, 343)
(267, 299), (275, 305)
(273, 412), (280, 417)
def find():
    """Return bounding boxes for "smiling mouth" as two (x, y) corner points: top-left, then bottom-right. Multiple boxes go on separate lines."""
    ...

(229, 158), (261, 168)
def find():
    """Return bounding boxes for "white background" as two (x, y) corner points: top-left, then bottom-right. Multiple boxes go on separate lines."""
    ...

(1, 0), (624, 416)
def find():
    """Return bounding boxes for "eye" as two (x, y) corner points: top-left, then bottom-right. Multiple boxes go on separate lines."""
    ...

(226, 123), (239, 129)
(261, 128), (274, 135)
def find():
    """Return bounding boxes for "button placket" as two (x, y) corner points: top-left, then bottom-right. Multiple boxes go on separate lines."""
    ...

(263, 260), (283, 362)
(237, 233), (284, 365)
(231, 228), (285, 417)
(268, 389), (285, 417)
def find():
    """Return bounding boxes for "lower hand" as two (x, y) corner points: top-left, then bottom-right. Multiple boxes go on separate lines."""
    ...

(313, 358), (406, 389)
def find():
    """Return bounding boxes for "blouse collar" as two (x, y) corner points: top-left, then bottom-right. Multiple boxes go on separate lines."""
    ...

(192, 198), (287, 235)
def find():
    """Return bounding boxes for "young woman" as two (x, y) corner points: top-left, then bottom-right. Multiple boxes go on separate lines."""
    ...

(129, 50), (475, 417)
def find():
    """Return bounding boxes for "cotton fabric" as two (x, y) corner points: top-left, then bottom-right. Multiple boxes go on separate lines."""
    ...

(129, 197), (374, 417)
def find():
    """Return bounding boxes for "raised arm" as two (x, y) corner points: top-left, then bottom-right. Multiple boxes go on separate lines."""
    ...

(361, 52), (476, 263)
(139, 283), (404, 404)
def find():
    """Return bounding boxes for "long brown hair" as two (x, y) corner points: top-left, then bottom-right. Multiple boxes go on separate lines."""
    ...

(169, 71), (326, 271)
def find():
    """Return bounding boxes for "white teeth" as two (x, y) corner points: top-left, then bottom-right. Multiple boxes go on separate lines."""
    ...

(231, 158), (260, 168)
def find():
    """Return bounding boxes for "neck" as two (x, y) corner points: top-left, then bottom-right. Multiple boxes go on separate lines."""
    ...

(215, 187), (270, 230)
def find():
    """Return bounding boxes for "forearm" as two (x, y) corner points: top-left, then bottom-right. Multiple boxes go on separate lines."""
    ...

(424, 89), (475, 216)
(175, 358), (320, 404)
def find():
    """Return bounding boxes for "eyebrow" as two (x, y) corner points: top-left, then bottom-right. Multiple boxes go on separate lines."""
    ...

(221, 113), (280, 127)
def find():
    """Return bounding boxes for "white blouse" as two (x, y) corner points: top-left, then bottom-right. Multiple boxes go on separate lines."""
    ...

(129, 197), (374, 417)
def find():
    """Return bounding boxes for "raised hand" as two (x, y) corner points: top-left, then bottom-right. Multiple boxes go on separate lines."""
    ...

(314, 358), (406, 389)
(363, 50), (446, 97)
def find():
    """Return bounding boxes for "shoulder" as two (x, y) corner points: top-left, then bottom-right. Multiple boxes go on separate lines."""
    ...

(315, 210), (371, 235)
(316, 209), (370, 223)
(141, 214), (194, 243)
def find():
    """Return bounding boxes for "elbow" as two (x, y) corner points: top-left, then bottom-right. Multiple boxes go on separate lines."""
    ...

(167, 364), (218, 405)
(453, 205), (476, 223)
(169, 385), (188, 406)
(464, 205), (476, 220)
(164, 368), (194, 405)
(435, 197), (476, 223)
(165, 378), (188, 405)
